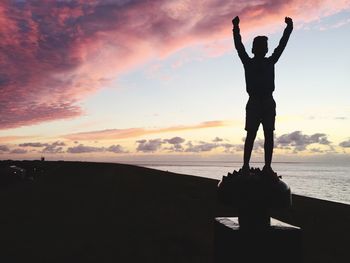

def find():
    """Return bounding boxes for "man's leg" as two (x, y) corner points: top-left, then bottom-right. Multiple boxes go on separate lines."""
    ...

(243, 130), (257, 168)
(263, 129), (274, 168)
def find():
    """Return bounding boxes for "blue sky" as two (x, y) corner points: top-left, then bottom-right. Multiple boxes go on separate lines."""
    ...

(1, 1), (350, 162)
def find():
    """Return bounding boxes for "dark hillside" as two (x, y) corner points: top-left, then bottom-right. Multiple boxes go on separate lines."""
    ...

(0, 161), (349, 263)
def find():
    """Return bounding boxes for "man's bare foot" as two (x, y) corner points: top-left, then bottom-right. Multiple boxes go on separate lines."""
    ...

(242, 165), (250, 176)
(262, 166), (279, 181)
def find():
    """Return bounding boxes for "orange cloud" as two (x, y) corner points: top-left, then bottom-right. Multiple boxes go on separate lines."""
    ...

(0, 136), (36, 143)
(63, 120), (229, 141)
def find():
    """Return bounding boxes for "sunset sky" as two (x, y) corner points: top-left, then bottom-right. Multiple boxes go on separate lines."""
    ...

(1, 0), (350, 163)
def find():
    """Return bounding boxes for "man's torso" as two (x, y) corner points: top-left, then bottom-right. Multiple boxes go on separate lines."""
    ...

(243, 57), (275, 98)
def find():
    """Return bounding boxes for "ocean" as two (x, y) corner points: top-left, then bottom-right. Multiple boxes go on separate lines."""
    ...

(134, 161), (350, 205)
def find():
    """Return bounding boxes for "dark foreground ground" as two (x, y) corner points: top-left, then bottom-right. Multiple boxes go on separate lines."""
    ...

(0, 161), (349, 262)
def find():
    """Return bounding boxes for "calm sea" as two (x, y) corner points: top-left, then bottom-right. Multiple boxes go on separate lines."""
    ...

(133, 161), (350, 205)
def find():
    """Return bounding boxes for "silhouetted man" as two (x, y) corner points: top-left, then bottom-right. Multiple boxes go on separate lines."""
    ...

(232, 16), (293, 175)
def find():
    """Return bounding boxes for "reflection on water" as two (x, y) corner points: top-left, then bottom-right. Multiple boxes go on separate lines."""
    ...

(141, 162), (350, 205)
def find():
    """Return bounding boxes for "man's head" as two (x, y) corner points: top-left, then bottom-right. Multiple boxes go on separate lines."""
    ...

(252, 36), (268, 57)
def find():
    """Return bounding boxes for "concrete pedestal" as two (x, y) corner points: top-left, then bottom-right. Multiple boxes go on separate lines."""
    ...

(214, 217), (302, 263)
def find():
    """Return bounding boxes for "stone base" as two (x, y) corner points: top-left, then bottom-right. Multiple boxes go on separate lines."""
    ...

(214, 217), (302, 263)
(238, 207), (271, 229)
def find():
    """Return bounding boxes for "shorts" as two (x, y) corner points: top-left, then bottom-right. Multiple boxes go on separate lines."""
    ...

(245, 96), (276, 131)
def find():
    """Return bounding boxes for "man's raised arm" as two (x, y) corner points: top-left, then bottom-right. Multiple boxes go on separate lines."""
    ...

(232, 16), (249, 64)
(270, 17), (293, 64)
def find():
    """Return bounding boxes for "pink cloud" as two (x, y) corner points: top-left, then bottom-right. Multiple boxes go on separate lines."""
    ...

(1, 0), (349, 129)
